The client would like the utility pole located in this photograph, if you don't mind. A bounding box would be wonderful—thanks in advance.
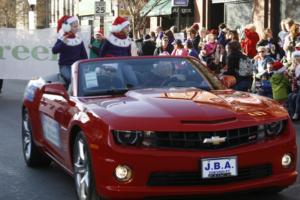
[28,0,37,30]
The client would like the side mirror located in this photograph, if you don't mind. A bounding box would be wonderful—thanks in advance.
[220,75,236,88]
[42,83,69,100]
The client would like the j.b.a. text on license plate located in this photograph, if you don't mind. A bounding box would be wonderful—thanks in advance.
[201,156,237,179]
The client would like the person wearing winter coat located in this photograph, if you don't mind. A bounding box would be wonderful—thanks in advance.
[253,46,274,78]
[88,28,104,58]
[99,16,132,57]
[217,23,228,47]
[288,51,300,120]
[188,24,200,53]
[241,24,260,58]
[140,34,156,56]
[257,28,277,59]
[184,40,199,59]
[270,61,290,103]
[171,39,188,56]
[283,24,300,62]
[52,15,88,86]
[153,36,174,56]
[224,41,252,91]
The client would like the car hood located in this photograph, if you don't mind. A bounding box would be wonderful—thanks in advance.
[80,88,287,124]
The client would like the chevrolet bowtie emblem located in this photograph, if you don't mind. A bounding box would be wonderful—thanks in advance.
[203,136,226,145]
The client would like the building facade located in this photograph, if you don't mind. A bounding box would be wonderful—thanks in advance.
[194,0,300,38]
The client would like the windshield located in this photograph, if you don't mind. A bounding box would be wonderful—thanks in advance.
[77,57,225,97]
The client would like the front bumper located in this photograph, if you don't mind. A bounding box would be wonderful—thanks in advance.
[92,132,297,199]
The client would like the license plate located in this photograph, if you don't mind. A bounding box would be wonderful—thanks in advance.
[201,156,237,179]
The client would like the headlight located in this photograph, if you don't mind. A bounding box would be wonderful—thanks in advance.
[113,131,143,145]
[265,121,283,136]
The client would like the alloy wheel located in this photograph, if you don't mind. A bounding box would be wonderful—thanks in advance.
[74,139,90,200]
[22,110,32,160]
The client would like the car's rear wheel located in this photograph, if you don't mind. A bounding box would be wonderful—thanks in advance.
[73,132,101,200]
[22,108,51,167]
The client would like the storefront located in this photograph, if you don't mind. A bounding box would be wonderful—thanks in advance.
[196,0,281,38]
[141,0,194,32]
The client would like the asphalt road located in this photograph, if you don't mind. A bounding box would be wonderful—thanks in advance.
[0,79,299,200]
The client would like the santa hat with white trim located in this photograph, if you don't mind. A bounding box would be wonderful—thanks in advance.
[57,15,79,33]
[111,16,130,33]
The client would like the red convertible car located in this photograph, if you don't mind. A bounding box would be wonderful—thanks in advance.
[22,56,297,200]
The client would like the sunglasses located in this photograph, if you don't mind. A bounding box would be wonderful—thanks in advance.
[258,51,265,53]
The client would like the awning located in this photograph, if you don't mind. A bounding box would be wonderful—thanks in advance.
[140,0,172,17]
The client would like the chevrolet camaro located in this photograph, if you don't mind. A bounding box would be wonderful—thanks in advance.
[22,56,297,200]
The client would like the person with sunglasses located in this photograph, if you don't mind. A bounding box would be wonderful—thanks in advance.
[252,46,274,94]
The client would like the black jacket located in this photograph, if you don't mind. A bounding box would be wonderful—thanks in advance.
[141,40,156,56]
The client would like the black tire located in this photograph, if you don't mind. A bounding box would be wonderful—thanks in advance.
[22,108,51,167]
[73,131,102,200]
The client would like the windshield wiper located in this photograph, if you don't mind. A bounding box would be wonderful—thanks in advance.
[84,89,129,96]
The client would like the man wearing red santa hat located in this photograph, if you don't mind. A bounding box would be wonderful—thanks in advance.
[52,15,88,86]
[99,16,131,57]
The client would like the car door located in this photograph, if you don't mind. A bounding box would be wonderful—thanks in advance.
[39,92,74,163]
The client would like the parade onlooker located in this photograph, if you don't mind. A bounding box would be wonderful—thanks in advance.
[224,41,252,91]
[99,16,131,57]
[184,40,199,59]
[241,24,260,58]
[153,36,173,56]
[164,30,175,47]
[198,27,208,51]
[257,28,277,59]
[187,27,199,53]
[203,33,218,57]
[226,30,239,43]
[253,46,274,77]
[140,34,156,56]
[284,18,295,33]
[288,51,300,120]
[278,19,289,58]
[150,31,156,42]
[270,61,290,104]
[171,39,188,56]
[191,23,200,52]
[52,15,88,86]
[217,23,227,47]
[258,61,273,98]
[88,27,104,58]
[155,26,164,48]
[283,24,300,62]
[199,33,218,69]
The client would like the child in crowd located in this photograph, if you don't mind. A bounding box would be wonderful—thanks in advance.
[270,61,290,104]
[257,61,273,98]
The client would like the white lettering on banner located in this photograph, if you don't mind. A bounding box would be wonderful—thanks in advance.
[0,27,91,79]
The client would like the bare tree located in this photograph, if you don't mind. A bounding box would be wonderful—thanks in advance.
[0,0,16,27]
[118,0,166,39]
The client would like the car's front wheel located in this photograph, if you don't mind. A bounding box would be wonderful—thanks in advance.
[73,132,101,200]
[22,108,51,167]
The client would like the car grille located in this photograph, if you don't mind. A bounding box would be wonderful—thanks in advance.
[144,126,258,150]
[147,164,272,186]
